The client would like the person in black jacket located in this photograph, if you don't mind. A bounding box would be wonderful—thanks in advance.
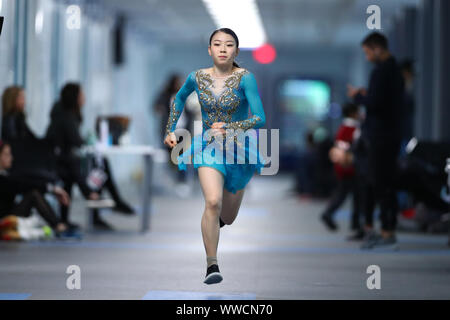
[1,86,36,142]
[0,140,78,238]
[1,86,58,182]
[347,32,404,250]
[45,83,100,229]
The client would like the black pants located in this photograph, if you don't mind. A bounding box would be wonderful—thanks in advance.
[367,138,401,232]
[58,155,93,223]
[322,176,361,230]
[99,158,123,201]
[353,136,376,229]
[10,190,60,229]
[90,157,125,221]
[358,176,376,228]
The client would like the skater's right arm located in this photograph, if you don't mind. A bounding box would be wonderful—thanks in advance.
[164,72,196,148]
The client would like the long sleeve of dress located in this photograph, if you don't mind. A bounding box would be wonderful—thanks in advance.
[165,72,196,135]
[223,72,266,131]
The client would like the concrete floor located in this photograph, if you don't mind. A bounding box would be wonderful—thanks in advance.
[1,172,449,300]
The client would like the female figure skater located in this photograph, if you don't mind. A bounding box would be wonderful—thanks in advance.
[164,28,266,284]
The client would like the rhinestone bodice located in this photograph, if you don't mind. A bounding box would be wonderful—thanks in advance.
[165,68,266,138]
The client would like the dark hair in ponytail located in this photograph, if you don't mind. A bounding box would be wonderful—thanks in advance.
[209,28,240,68]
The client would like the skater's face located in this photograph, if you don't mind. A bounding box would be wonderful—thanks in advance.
[208,32,239,68]
[0,144,13,170]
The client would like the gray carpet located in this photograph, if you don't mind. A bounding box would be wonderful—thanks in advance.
[1,173,449,300]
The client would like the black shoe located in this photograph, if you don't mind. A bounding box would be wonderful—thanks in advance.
[219,218,225,228]
[368,235,399,251]
[346,229,365,241]
[65,222,81,231]
[93,218,114,231]
[56,228,83,240]
[113,202,135,215]
[321,214,338,231]
[360,232,382,249]
[203,264,223,285]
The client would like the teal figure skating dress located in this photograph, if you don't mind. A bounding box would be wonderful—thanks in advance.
[165,68,267,194]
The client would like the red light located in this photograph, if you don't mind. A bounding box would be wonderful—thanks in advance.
[253,44,276,64]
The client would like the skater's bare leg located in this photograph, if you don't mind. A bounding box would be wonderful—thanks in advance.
[198,166,224,262]
[220,188,245,226]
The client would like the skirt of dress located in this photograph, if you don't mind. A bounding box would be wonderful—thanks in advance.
[177,130,267,194]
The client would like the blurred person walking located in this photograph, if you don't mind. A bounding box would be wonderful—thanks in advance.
[321,103,362,233]
[347,32,404,250]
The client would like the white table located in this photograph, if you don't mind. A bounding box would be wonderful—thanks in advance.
[83,145,168,233]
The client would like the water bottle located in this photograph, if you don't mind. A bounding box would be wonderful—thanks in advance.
[100,118,109,147]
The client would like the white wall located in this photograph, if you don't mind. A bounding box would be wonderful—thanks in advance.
[0,0,17,96]
[25,0,56,136]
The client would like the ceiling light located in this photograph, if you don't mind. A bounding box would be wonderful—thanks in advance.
[202,0,267,49]
[35,10,44,35]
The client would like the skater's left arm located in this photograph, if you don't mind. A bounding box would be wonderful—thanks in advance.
[223,72,266,131]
